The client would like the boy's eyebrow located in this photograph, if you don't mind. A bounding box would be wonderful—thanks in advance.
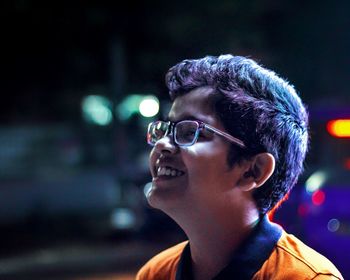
[165,115,202,122]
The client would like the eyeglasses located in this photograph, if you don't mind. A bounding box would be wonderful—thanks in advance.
[147,120,246,148]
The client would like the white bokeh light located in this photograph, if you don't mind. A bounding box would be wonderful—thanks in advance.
[139,96,159,117]
[305,171,327,193]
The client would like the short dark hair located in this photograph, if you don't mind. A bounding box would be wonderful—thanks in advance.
[165,55,309,214]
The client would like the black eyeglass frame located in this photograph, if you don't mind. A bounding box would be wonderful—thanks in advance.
[147,120,246,148]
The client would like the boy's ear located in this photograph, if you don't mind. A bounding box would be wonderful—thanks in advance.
[236,153,275,191]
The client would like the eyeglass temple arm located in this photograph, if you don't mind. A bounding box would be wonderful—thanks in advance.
[204,124,246,149]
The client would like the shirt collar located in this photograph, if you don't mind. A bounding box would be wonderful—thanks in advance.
[176,215,282,280]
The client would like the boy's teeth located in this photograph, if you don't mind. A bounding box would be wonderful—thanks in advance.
[157,166,184,177]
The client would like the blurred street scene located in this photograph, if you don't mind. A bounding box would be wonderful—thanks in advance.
[1,1,350,279]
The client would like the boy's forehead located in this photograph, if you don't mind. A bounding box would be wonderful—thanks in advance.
[167,86,217,122]
[171,87,214,110]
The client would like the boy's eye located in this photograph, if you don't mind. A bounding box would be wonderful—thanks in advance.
[181,129,196,141]
[185,129,196,136]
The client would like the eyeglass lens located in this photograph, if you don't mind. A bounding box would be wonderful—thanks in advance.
[148,121,168,145]
[175,121,199,145]
[148,120,200,146]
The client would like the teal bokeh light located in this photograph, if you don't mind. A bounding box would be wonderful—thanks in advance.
[82,95,113,126]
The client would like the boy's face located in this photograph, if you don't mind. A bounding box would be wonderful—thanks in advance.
[147,87,244,214]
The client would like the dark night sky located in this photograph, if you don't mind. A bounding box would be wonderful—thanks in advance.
[2,1,349,123]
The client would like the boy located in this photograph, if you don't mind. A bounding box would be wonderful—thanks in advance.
[137,55,343,280]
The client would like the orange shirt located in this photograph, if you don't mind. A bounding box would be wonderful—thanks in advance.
[136,242,185,280]
[136,216,343,280]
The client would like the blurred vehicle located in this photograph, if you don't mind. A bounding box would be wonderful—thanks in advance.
[300,166,350,276]
[0,171,144,237]
[274,107,350,278]
[0,124,145,246]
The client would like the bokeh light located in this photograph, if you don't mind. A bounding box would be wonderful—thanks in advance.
[305,171,327,193]
[327,219,340,232]
[139,96,159,117]
[82,95,113,126]
[311,190,326,206]
[327,119,350,138]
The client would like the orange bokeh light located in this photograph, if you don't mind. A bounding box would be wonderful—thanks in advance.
[327,119,350,138]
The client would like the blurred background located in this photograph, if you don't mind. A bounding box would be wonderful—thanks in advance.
[1,1,349,279]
